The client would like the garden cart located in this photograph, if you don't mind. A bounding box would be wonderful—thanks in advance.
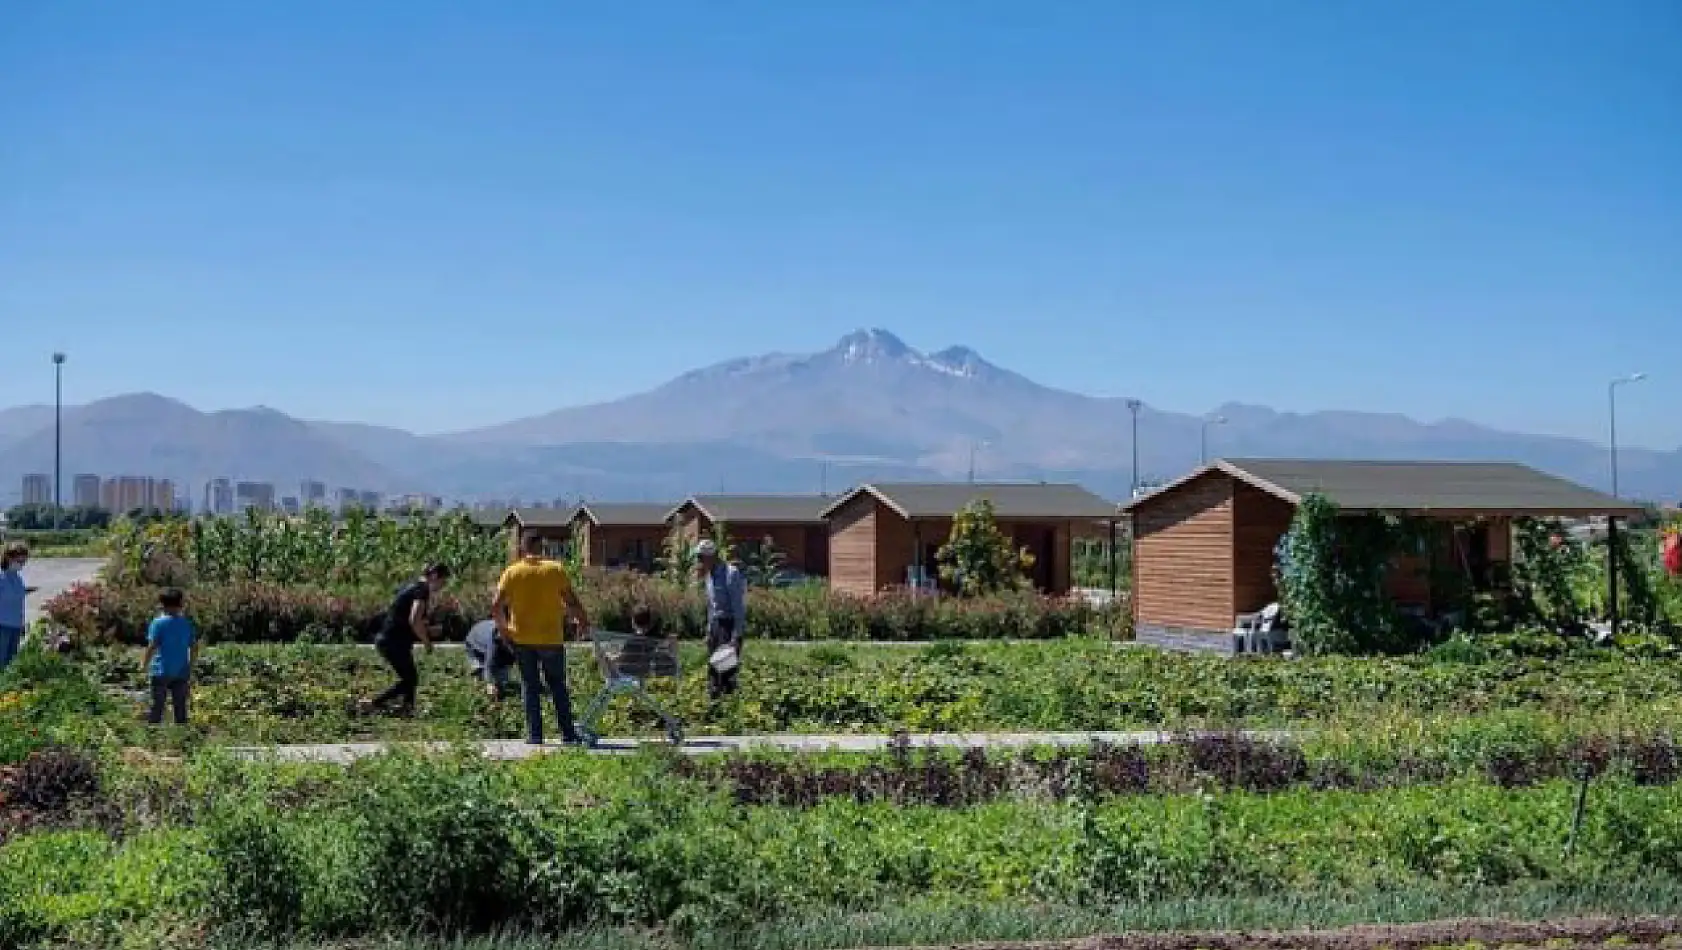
[575,629,685,748]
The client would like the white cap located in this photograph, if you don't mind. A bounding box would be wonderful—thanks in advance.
[693,539,718,557]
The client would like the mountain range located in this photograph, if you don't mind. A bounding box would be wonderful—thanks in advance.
[1,328,1677,506]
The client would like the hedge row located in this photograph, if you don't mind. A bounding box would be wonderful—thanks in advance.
[5,749,1682,943]
[43,569,1122,645]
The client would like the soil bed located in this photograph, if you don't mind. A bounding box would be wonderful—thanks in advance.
[930,916,1682,950]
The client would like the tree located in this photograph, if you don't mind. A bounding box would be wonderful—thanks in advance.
[3,503,111,530]
[657,523,698,587]
[936,499,1033,596]
[659,518,736,587]
[740,534,788,587]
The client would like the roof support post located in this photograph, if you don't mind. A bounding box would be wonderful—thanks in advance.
[1608,516,1621,639]
[1108,519,1118,597]
[913,523,924,598]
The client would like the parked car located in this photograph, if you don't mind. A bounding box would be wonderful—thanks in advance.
[767,568,818,589]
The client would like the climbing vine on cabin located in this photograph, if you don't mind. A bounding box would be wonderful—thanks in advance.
[1510,518,1593,631]
[1274,493,1414,656]
[1610,525,1663,629]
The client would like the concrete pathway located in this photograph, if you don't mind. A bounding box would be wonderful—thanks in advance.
[23,557,103,627]
[354,638,1139,652]
[225,728,1293,763]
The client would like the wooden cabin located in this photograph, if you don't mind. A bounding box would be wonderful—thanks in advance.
[665,494,832,575]
[571,502,673,572]
[1122,458,1645,651]
[502,507,576,561]
[820,482,1119,597]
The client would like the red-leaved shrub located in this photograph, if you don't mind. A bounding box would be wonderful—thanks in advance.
[45,569,1123,645]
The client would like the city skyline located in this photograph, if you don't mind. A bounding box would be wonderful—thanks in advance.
[11,472,396,515]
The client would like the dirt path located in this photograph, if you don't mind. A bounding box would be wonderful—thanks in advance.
[933,916,1682,950]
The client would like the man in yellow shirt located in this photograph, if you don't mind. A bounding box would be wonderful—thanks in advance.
[493,533,592,746]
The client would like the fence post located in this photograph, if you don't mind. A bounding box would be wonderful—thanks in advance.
[1565,762,1593,858]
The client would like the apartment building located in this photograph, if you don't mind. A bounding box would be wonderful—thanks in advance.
[21,474,51,506]
[101,476,155,513]
[234,481,276,512]
[72,474,102,508]
[204,478,234,515]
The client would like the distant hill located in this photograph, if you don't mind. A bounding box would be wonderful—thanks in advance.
[1,330,1677,505]
[0,394,404,503]
[0,405,56,450]
[443,328,1682,503]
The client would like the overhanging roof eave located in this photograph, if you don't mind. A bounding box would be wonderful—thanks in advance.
[1337,505,1648,518]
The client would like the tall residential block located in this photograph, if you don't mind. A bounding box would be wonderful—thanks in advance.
[234,481,276,512]
[150,479,176,513]
[72,474,102,508]
[21,474,52,506]
[101,476,155,514]
[204,478,234,516]
[300,480,327,507]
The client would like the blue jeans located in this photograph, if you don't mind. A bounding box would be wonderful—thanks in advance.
[0,625,22,673]
[516,646,579,744]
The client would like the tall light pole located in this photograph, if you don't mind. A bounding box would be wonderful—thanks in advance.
[1606,372,1646,641]
[1608,373,1646,498]
[1125,399,1142,496]
[52,352,66,527]
[1200,414,1227,465]
[967,439,991,484]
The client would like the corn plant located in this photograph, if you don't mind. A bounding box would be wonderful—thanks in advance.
[106,508,508,590]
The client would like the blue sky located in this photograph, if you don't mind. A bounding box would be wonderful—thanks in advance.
[1,0,1677,446]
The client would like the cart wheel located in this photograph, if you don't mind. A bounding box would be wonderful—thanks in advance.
[579,729,599,749]
[666,724,684,746]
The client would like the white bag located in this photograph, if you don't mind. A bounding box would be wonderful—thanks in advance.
[708,645,739,672]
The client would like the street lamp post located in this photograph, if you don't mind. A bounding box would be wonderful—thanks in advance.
[1608,373,1646,499]
[1606,372,1646,641]
[1125,399,1142,496]
[1200,414,1228,465]
[967,440,991,484]
[52,352,66,527]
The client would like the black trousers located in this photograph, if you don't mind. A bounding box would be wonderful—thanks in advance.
[148,676,189,725]
[373,639,418,707]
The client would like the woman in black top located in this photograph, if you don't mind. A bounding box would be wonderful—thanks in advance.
[360,563,451,715]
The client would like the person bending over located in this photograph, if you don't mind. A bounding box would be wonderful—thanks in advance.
[464,617,516,700]
[361,563,451,716]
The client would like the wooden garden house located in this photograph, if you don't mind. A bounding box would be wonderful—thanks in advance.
[665,494,832,575]
[1122,458,1645,650]
[502,507,577,561]
[570,502,673,572]
[820,482,1120,597]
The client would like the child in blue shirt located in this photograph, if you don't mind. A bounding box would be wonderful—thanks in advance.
[143,588,199,725]
[0,542,36,673]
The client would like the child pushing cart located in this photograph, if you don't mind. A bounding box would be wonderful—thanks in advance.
[575,604,685,748]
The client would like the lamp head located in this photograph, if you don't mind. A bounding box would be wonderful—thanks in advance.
[51,352,65,365]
